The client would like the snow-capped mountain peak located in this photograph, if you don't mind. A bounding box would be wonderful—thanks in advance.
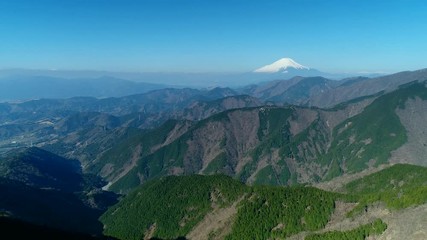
[254,58,309,73]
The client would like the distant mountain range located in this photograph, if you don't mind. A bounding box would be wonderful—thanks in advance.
[0,58,388,101]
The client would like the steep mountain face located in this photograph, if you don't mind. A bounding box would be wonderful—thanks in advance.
[106,96,374,192]
[389,94,427,167]
[318,82,427,179]
[88,120,193,187]
[106,108,266,192]
[103,81,427,193]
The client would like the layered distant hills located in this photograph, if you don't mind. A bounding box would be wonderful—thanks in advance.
[1,67,427,239]
[0,58,385,101]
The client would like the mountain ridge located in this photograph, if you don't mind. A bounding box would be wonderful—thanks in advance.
[95,81,427,193]
[100,164,427,240]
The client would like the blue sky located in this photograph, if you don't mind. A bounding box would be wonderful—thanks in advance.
[1,0,427,73]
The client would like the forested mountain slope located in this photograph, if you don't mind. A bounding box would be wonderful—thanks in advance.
[101,164,427,240]
[103,81,427,194]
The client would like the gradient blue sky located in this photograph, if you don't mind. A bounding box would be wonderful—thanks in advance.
[1,0,426,73]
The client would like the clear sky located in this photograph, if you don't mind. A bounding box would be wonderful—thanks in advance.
[1,0,427,73]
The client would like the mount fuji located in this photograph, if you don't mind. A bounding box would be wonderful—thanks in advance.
[254,58,309,73]
[253,58,323,77]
